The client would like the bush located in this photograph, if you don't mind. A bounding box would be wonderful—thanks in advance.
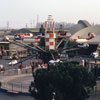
[30,61,96,100]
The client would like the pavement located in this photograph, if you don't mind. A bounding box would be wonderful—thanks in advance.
[88,94,100,100]
[0,89,34,100]
[0,73,33,82]
[0,71,35,100]
[0,72,33,92]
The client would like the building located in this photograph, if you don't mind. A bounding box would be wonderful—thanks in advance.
[69,20,91,35]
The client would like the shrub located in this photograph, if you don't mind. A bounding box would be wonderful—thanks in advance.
[30,61,96,100]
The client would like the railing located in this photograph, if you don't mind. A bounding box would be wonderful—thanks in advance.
[0,67,33,93]
[0,66,32,76]
[1,82,30,93]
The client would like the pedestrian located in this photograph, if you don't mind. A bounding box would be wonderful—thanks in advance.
[0,64,4,71]
[36,52,38,59]
[41,63,45,68]
[18,68,21,75]
[44,63,47,68]
[84,59,88,67]
[0,51,2,59]
[79,57,85,67]
[3,65,5,71]
[0,82,2,88]
[82,59,85,67]
[37,64,41,69]
[31,62,35,72]
[25,65,28,74]
[47,63,50,71]
[19,62,23,70]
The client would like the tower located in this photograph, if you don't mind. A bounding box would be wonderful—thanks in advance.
[45,15,56,50]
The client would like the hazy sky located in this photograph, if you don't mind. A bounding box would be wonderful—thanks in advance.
[0,0,100,28]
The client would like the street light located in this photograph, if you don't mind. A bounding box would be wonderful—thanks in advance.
[52,92,56,100]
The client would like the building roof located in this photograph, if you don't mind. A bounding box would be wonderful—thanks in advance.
[78,20,91,27]
[69,20,91,34]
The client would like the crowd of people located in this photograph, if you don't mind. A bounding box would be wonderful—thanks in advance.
[30,60,48,72]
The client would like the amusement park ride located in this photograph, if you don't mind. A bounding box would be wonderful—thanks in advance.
[4,15,71,64]
[73,32,95,48]
[4,15,97,65]
[74,32,95,44]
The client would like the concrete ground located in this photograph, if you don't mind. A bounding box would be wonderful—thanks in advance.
[0,73,35,100]
[0,73,33,92]
[88,94,100,100]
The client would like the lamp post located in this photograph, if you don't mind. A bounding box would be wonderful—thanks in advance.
[94,59,98,79]
[52,92,56,100]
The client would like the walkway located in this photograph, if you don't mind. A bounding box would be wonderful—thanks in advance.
[0,90,34,100]
[0,67,33,93]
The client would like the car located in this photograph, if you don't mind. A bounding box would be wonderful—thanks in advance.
[77,43,89,48]
[48,59,62,64]
[8,60,18,65]
[14,35,21,40]
[91,52,99,58]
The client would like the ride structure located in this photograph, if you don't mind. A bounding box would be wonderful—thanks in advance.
[45,15,56,50]
[73,32,95,44]
[3,15,82,65]
[39,15,72,63]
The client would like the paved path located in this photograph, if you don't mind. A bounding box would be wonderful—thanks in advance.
[0,73,33,82]
[0,90,34,100]
[88,94,100,100]
[0,73,35,100]
[0,73,33,92]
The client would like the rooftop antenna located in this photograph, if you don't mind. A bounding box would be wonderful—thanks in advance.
[33,19,35,28]
[25,23,28,28]
[37,15,39,28]
[30,20,32,28]
[7,21,9,30]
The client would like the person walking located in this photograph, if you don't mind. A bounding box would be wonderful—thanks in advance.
[0,51,2,59]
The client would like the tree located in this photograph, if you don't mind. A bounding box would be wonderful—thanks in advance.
[39,24,45,35]
[30,61,96,100]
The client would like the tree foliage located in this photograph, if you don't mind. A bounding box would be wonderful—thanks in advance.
[30,62,96,100]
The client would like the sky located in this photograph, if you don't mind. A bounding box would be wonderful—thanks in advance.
[0,0,100,29]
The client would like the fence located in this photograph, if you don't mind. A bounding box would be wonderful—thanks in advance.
[1,82,30,93]
[0,67,33,93]
[0,66,32,76]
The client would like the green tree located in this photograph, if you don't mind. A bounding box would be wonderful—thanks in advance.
[30,62,96,100]
[39,24,45,35]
